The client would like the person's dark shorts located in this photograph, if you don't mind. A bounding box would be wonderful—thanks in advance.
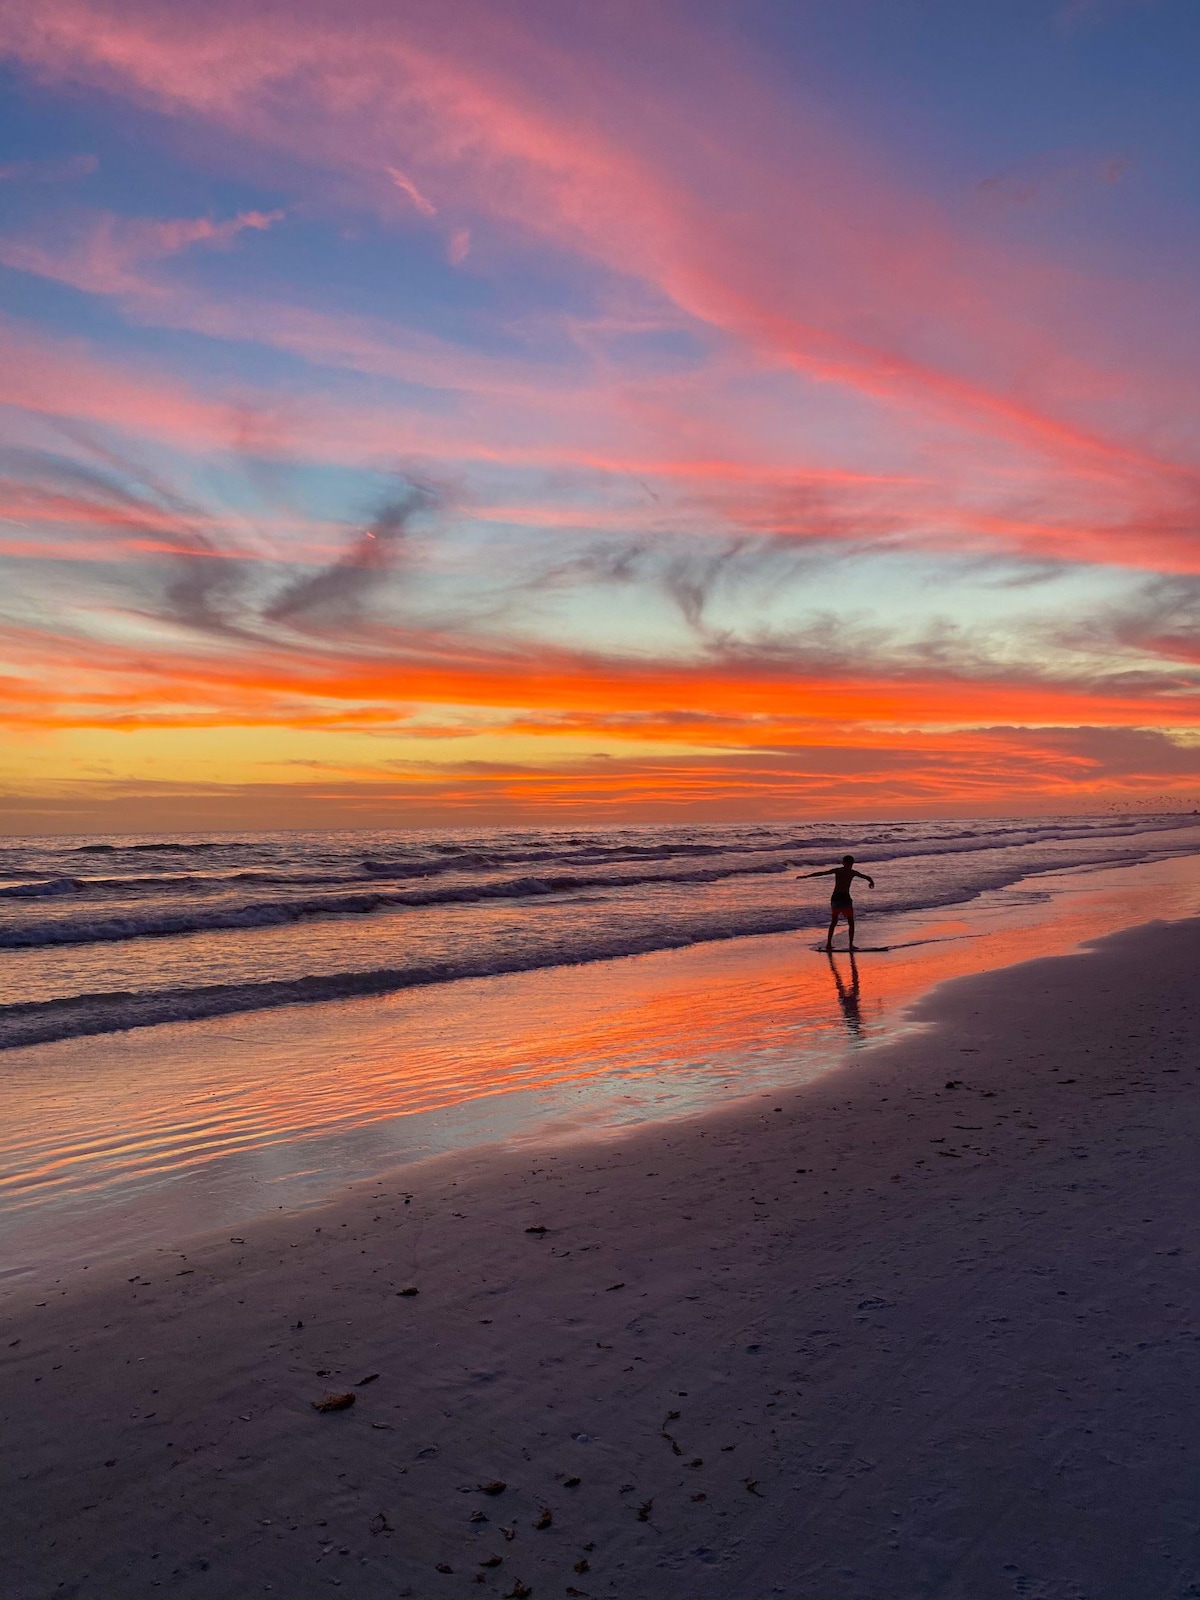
[830,894,853,919]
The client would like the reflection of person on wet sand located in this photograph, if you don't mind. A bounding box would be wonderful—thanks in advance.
[828,951,863,1039]
[797,854,875,951]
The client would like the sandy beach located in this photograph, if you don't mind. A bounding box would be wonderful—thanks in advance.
[4,913,1200,1600]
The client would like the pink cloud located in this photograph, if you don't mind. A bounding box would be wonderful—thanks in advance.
[1,1,1189,490]
[7,309,1200,586]
[0,206,283,296]
[387,166,436,215]
[2,0,1198,588]
[0,316,238,449]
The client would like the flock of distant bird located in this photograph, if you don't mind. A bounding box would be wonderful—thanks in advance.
[1093,799,1200,815]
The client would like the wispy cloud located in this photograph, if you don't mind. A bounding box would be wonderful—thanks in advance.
[0,151,97,182]
[1054,0,1161,35]
[266,479,439,631]
[387,166,437,215]
[976,154,1132,209]
[0,206,283,297]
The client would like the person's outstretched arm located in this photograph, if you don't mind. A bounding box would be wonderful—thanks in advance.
[796,868,833,879]
[853,870,875,887]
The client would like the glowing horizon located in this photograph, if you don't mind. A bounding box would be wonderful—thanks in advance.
[2,0,1199,834]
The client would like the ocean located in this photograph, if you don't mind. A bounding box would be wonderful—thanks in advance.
[3,812,1200,1051]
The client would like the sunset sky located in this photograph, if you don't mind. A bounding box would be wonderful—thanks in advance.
[1,0,1199,832]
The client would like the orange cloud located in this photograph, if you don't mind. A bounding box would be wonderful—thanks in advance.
[5,721,1198,833]
[3,612,1198,737]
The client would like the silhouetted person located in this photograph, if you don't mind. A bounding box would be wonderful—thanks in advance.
[828,950,863,1039]
[797,854,875,951]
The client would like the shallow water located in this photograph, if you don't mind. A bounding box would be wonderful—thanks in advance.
[2,846,1198,1286]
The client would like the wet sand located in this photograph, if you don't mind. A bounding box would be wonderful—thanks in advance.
[4,914,1200,1599]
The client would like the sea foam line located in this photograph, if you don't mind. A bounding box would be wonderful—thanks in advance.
[1,819,1182,947]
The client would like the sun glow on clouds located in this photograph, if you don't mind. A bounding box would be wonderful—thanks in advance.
[0,0,1199,829]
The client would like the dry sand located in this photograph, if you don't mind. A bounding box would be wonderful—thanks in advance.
[4,916,1200,1600]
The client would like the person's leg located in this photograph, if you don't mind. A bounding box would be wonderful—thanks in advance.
[847,908,856,951]
[825,907,837,951]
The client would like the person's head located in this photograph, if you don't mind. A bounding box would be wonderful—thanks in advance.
[842,854,854,866]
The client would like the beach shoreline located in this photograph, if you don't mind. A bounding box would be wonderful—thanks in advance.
[5,912,1200,1598]
[7,847,1200,1288]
